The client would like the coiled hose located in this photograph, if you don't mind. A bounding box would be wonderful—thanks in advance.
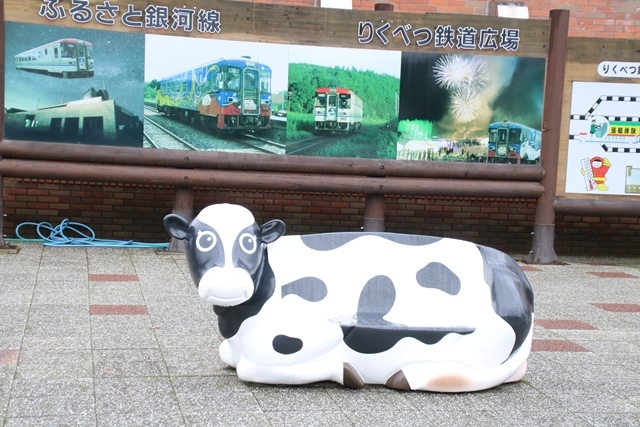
[13,219,169,249]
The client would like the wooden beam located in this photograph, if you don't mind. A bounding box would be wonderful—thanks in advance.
[0,159,545,198]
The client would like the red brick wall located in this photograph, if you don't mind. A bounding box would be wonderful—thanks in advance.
[2,0,640,256]
[3,179,174,242]
[6,179,640,256]
[2,179,534,253]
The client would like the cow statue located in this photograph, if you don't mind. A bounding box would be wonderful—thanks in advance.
[164,203,534,392]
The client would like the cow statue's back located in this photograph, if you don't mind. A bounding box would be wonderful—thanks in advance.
[164,203,534,392]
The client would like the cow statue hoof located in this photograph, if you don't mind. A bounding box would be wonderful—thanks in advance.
[164,203,534,392]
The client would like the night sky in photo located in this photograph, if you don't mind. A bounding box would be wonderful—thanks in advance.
[4,21,145,118]
[399,52,450,122]
[399,51,545,134]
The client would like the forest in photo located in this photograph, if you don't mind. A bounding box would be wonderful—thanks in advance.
[285,63,401,159]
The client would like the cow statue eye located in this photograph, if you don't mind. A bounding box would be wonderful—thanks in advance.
[239,233,257,254]
[196,230,217,252]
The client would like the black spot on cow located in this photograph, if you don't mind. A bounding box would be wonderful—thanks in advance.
[282,277,328,302]
[356,275,396,318]
[300,233,363,251]
[339,275,474,354]
[300,232,442,251]
[476,245,534,359]
[416,262,461,295]
[273,335,304,355]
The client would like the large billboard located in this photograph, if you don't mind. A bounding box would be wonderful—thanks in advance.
[3,0,545,164]
[565,81,640,196]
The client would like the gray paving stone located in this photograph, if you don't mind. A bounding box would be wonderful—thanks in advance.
[182,411,269,427]
[5,380,95,423]
[93,348,168,377]
[90,316,158,349]
[95,411,185,427]
[14,350,93,380]
[346,409,436,427]
[94,377,181,415]
[4,415,97,427]
[89,282,145,305]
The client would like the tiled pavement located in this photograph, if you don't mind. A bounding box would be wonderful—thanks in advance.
[0,243,639,426]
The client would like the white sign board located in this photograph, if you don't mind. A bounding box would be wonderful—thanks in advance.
[565,82,640,196]
[598,62,640,79]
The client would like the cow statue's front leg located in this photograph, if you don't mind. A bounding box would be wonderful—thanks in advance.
[220,337,361,387]
[219,303,360,387]
[218,339,240,368]
[234,355,347,386]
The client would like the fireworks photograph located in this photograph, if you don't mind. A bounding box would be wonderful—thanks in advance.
[397,52,545,164]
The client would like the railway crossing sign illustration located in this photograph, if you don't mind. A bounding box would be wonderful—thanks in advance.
[565,82,640,196]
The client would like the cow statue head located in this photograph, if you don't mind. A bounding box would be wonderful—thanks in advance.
[163,204,286,306]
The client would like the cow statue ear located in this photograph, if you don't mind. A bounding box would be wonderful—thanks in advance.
[261,219,286,244]
[163,214,190,240]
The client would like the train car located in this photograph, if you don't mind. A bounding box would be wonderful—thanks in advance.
[155,56,272,131]
[14,38,94,78]
[314,88,363,132]
[596,119,640,144]
[487,121,541,164]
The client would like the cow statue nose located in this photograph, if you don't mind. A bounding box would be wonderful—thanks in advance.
[198,266,255,306]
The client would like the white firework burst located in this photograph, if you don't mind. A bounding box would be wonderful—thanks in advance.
[451,88,483,123]
[433,55,466,90]
[464,57,489,92]
[433,55,488,92]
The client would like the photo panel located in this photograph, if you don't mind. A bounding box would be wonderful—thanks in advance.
[144,35,290,154]
[565,81,640,196]
[5,21,145,147]
[398,52,545,164]
[285,45,402,159]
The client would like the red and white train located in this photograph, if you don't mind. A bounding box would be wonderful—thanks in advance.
[314,87,363,132]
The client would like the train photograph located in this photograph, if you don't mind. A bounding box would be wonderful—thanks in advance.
[144,35,289,154]
[487,120,542,164]
[285,45,401,159]
[14,38,94,79]
[397,53,545,164]
[313,87,363,133]
[4,22,145,147]
[153,56,273,132]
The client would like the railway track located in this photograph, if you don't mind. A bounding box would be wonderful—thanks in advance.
[144,107,285,154]
[286,134,340,155]
[143,117,198,150]
[231,133,286,155]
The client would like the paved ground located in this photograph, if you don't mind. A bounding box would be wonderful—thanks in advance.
[0,243,639,426]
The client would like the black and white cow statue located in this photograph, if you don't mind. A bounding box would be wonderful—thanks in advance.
[164,203,534,392]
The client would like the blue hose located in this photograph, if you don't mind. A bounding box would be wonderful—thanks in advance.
[13,219,169,249]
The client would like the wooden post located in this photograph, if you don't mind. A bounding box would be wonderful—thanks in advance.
[361,4,394,233]
[363,194,385,232]
[167,186,194,252]
[0,174,6,249]
[526,9,569,264]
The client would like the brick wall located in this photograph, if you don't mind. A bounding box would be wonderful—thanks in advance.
[2,179,536,253]
[3,0,640,256]
[6,179,640,256]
